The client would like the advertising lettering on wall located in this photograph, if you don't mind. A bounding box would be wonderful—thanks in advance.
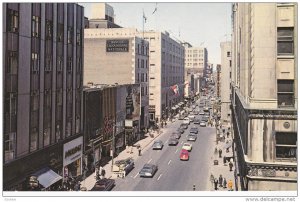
[106,39,129,52]
[126,85,140,121]
[63,136,83,166]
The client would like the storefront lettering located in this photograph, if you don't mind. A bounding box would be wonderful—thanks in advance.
[65,144,82,159]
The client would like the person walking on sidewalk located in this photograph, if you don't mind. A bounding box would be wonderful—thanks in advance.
[210,174,215,189]
[219,149,223,158]
[228,179,233,191]
[219,175,223,187]
[214,178,218,191]
[138,146,142,156]
[223,178,227,189]
[229,161,233,172]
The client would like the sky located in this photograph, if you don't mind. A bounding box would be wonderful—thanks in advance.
[79,2,232,66]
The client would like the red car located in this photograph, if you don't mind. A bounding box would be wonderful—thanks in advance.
[180,149,189,161]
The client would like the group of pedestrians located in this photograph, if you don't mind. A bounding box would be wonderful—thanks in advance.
[94,166,106,181]
[211,174,233,191]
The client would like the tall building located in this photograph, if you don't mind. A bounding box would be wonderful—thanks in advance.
[231,3,297,191]
[142,31,185,123]
[84,28,149,131]
[184,45,208,76]
[87,3,121,28]
[3,3,84,190]
[220,41,232,123]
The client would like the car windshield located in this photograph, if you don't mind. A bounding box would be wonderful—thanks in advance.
[183,143,191,146]
[181,150,188,154]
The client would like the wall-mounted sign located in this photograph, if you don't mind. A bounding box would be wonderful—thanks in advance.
[63,136,83,166]
[106,39,129,52]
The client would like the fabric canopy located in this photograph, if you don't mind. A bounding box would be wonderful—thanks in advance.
[34,167,62,188]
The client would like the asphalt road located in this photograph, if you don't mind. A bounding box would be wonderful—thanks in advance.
[112,100,216,191]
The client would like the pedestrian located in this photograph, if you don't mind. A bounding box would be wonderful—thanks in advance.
[101,168,106,178]
[223,178,227,189]
[210,174,215,189]
[229,161,233,171]
[95,166,100,180]
[227,131,230,138]
[228,179,233,191]
[214,178,218,191]
[218,149,222,158]
[214,147,218,155]
[219,174,223,187]
[138,146,142,156]
[99,166,103,179]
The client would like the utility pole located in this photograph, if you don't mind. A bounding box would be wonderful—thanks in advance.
[111,124,116,171]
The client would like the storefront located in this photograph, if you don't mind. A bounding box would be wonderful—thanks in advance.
[63,136,83,181]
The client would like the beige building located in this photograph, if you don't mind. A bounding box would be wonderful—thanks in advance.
[142,31,185,123]
[84,28,149,130]
[220,42,232,123]
[183,43,208,74]
[231,3,297,191]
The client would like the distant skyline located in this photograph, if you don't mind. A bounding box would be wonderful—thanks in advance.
[80,2,232,65]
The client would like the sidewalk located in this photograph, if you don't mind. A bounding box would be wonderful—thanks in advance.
[80,125,168,191]
[207,126,236,192]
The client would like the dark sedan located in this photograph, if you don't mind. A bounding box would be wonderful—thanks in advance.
[190,127,199,134]
[180,123,188,129]
[168,138,179,146]
[91,179,115,191]
[139,164,158,178]
[152,140,164,150]
[176,128,185,134]
[171,132,181,139]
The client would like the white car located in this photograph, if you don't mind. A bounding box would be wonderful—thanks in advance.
[183,117,190,125]
[182,142,192,151]
[200,121,206,127]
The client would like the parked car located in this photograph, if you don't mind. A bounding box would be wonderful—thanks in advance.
[200,121,206,127]
[188,115,195,122]
[91,179,115,191]
[180,123,188,130]
[176,128,185,134]
[113,158,134,176]
[201,116,209,122]
[199,111,205,115]
[139,164,158,177]
[168,138,179,146]
[152,140,164,150]
[194,119,200,124]
[182,142,193,151]
[187,134,197,141]
[190,127,198,134]
[180,149,189,161]
[171,132,181,139]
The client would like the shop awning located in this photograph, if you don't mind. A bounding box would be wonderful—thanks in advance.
[33,167,62,188]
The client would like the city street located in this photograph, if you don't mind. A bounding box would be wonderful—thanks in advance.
[112,100,216,191]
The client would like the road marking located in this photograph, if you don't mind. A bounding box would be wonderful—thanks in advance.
[147,159,152,163]
[168,160,172,165]
[181,141,184,145]
[175,148,178,153]
[157,174,162,181]
[133,172,139,179]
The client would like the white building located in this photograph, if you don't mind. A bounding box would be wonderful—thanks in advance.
[141,31,185,123]
[220,41,232,123]
[84,28,149,130]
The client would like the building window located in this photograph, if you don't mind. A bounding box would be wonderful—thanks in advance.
[137,73,139,82]
[45,55,52,72]
[56,124,61,142]
[137,59,140,68]
[31,53,40,73]
[277,27,294,55]
[44,128,50,147]
[145,86,148,96]
[67,27,73,44]
[76,29,81,46]
[275,132,297,159]
[7,9,19,33]
[57,23,64,42]
[30,128,38,151]
[277,80,294,107]
[145,60,148,69]
[4,132,16,162]
[145,73,148,82]
[32,16,40,37]
[6,51,18,74]
[57,56,63,72]
[45,20,53,40]
[67,57,73,73]
[141,86,144,96]
[141,59,144,68]
[137,44,140,54]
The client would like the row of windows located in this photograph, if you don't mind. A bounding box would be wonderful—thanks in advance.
[137,59,148,69]
[136,73,148,83]
[137,44,148,56]
[7,8,82,46]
